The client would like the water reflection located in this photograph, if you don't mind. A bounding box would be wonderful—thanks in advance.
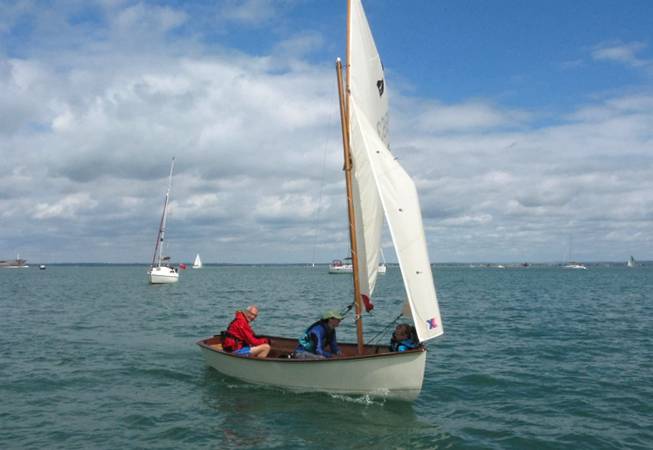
[199,367,453,449]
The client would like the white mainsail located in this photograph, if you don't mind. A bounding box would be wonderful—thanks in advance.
[348,0,442,343]
[348,0,387,298]
[193,253,203,269]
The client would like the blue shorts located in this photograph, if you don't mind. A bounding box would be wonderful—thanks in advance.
[232,346,251,356]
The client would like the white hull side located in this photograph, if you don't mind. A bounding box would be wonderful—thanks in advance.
[199,340,426,400]
[148,266,179,284]
[328,264,353,274]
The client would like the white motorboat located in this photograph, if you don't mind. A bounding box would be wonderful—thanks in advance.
[328,257,353,274]
[199,0,443,400]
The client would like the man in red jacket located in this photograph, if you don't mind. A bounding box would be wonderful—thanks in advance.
[222,305,271,358]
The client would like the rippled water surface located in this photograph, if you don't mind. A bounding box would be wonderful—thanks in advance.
[1,265,652,449]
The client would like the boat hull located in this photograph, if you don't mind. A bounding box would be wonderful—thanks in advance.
[328,264,353,274]
[0,259,29,269]
[148,266,179,284]
[198,336,426,400]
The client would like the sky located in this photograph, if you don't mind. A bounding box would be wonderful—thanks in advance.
[1,0,652,264]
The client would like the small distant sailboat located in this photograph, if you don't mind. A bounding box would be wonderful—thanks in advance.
[563,236,587,269]
[627,256,636,268]
[377,248,387,274]
[147,158,179,284]
[192,254,203,269]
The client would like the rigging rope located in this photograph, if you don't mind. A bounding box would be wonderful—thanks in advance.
[366,312,403,345]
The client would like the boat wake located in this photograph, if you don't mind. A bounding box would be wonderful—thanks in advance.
[328,392,388,406]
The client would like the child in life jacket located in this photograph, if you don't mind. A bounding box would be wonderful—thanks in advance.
[389,323,419,352]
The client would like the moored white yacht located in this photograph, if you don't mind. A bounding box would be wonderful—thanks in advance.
[148,158,179,284]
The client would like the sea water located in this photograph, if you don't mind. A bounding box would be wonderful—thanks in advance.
[1,264,651,449]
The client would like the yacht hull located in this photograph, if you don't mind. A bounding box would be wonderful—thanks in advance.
[148,266,179,284]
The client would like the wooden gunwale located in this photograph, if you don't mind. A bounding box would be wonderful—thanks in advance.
[197,335,425,363]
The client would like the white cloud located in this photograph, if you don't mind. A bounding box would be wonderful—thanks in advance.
[33,193,98,220]
[113,3,187,33]
[592,41,652,70]
[219,0,280,25]
[0,2,651,263]
[413,100,529,133]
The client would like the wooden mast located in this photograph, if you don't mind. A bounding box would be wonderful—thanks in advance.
[336,0,365,355]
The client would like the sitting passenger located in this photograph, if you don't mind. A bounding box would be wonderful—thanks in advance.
[222,305,271,358]
[390,323,419,352]
[293,310,343,359]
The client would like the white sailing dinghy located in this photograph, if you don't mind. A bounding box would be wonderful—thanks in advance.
[627,256,636,268]
[148,158,179,284]
[192,254,203,269]
[198,0,443,400]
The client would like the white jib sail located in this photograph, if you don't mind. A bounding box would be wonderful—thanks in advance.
[348,0,388,297]
[193,254,202,268]
[349,98,443,343]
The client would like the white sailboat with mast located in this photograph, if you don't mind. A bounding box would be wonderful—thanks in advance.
[192,253,203,269]
[378,248,387,274]
[198,0,443,400]
[148,158,179,284]
[563,236,587,270]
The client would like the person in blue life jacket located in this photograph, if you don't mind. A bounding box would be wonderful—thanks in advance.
[293,310,343,359]
[390,323,419,352]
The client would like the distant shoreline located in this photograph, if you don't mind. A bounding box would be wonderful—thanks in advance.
[5,261,649,267]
